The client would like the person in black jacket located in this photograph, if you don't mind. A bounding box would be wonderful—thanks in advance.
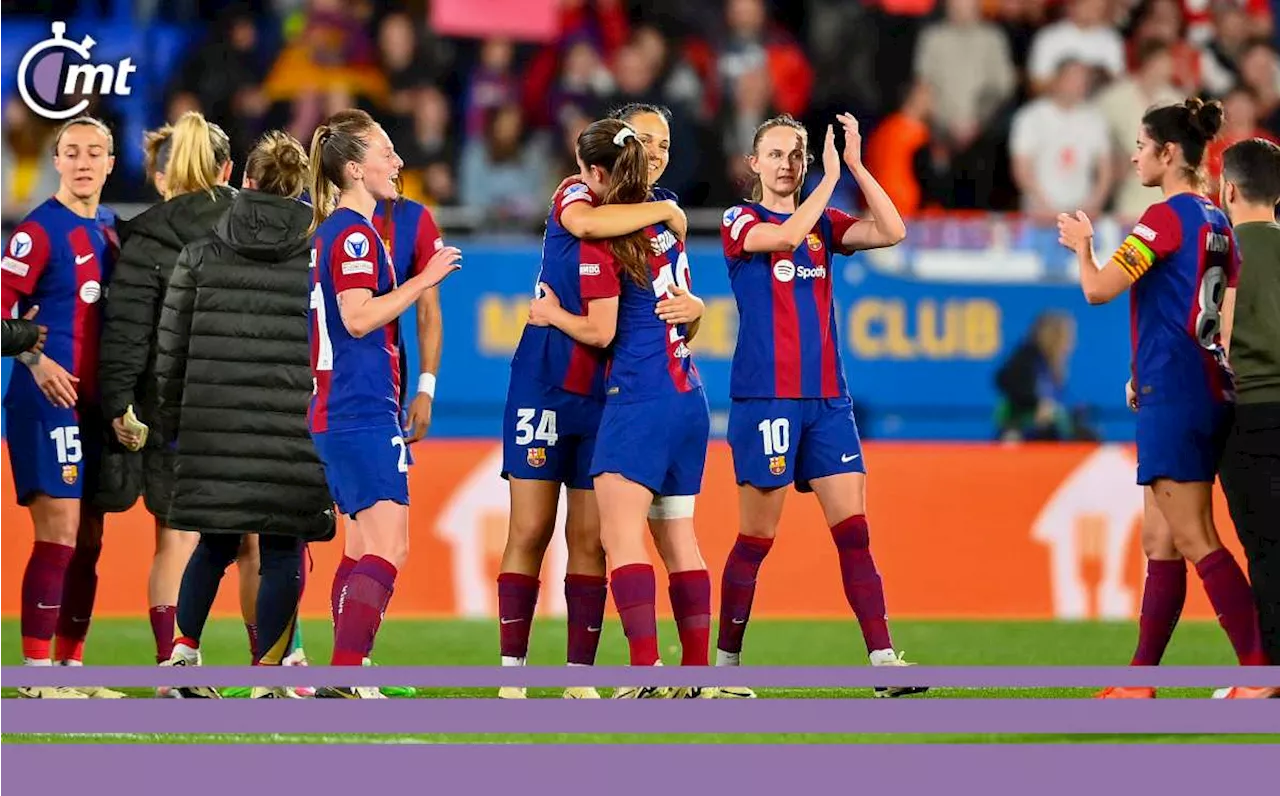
[154,131,334,694]
[993,311,1096,442]
[96,111,257,669]
[2,308,45,357]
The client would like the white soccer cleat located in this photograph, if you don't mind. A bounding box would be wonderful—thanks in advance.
[18,686,89,699]
[281,648,316,697]
[251,686,306,699]
[704,686,756,699]
[870,649,929,698]
[562,686,601,699]
[498,687,528,699]
[160,653,221,699]
[77,686,127,699]
[611,686,671,699]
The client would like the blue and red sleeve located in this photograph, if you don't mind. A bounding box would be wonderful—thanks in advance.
[721,205,762,262]
[824,207,861,256]
[578,240,621,301]
[2,220,53,313]
[1113,202,1181,282]
[409,205,444,277]
[329,225,381,293]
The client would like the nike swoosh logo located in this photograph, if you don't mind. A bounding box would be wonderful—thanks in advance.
[74,254,94,265]
[587,626,602,633]
[499,618,524,625]
[731,618,746,625]
[36,603,61,610]
[841,454,860,463]
[69,617,92,624]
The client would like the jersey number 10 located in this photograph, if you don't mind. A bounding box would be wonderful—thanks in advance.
[651,252,692,347]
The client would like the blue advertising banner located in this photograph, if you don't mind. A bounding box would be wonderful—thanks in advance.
[0,233,1139,442]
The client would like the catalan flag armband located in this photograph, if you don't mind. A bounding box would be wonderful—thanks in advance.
[1111,235,1156,282]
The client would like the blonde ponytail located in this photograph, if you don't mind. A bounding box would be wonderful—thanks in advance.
[164,111,231,200]
[307,109,377,234]
[308,124,336,234]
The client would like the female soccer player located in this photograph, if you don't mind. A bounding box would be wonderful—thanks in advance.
[4,116,122,697]
[1057,98,1268,697]
[99,112,262,669]
[715,114,920,698]
[306,109,460,697]
[528,118,712,691]
[496,114,687,699]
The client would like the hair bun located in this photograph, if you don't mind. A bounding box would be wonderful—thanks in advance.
[1185,97,1225,143]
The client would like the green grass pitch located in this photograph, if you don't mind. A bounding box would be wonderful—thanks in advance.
[3,618,1276,745]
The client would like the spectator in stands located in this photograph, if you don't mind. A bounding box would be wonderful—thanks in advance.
[607,40,700,198]
[1,99,58,220]
[465,39,521,139]
[1238,39,1280,136]
[1027,0,1126,92]
[865,80,937,216]
[175,5,270,159]
[721,64,775,197]
[1200,4,1257,95]
[521,0,631,129]
[1009,59,1113,220]
[1097,40,1184,219]
[632,24,704,116]
[1184,0,1273,46]
[394,86,457,206]
[377,11,435,121]
[458,104,548,222]
[715,0,813,119]
[914,0,1017,209]
[995,312,1093,442]
[1205,86,1280,195]
[546,37,615,130]
[1128,0,1205,95]
[994,0,1052,70]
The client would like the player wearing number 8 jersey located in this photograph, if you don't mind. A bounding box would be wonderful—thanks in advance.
[1057,98,1268,697]
[716,114,924,698]
[305,110,460,692]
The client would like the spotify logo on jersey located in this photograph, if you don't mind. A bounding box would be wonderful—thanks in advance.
[773,259,796,283]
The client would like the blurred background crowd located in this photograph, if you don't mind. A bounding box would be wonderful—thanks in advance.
[4,0,1277,224]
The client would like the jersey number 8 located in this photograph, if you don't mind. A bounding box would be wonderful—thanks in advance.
[515,408,559,446]
[1193,265,1226,350]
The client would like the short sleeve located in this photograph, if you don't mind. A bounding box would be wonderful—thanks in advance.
[1113,203,1181,282]
[578,240,622,300]
[552,180,599,226]
[825,207,861,256]
[330,226,380,293]
[721,205,762,261]
[2,220,53,298]
[410,206,444,277]
[1008,105,1036,157]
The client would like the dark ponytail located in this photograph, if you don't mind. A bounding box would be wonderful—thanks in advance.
[1141,97,1225,188]
[576,118,652,286]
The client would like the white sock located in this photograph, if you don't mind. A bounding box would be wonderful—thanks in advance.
[24,658,53,667]
[501,655,526,667]
[869,649,897,666]
[172,642,199,662]
[567,662,588,667]
[715,649,740,667]
[60,659,83,667]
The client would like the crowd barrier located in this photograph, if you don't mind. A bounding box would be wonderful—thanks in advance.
[1,440,1242,621]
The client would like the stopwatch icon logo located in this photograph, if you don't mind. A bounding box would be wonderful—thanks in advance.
[17,21,136,121]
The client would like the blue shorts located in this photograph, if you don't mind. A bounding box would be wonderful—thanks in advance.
[501,379,604,490]
[311,425,409,517]
[728,397,865,492]
[1135,401,1232,485]
[591,388,710,497]
[5,406,103,505]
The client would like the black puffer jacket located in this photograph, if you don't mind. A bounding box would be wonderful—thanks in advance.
[154,190,335,540]
[95,185,236,514]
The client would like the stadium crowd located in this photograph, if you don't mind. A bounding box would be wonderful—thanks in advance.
[4,0,1279,223]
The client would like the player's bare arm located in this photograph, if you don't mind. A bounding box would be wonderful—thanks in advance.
[528,283,618,348]
[1219,287,1237,356]
[337,247,461,338]
[17,351,78,409]
[405,285,442,442]
[744,126,840,252]
[655,284,705,338]
[561,198,685,241]
[836,113,907,251]
[1057,210,1131,304]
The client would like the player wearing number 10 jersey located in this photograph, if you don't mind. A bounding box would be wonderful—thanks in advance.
[305,110,459,686]
[1058,99,1268,697]
[716,114,925,697]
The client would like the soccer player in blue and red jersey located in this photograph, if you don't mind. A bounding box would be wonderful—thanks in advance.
[496,118,687,698]
[529,119,712,685]
[305,109,460,696]
[3,117,122,697]
[716,114,922,697]
[1057,98,1269,697]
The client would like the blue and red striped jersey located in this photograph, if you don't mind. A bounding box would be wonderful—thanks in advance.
[721,203,858,399]
[308,208,402,433]
[510,180,609,398]
[2,197,118,408]
[372,197,444,285]
[579,223,701,402]
[1112,194,1238,405]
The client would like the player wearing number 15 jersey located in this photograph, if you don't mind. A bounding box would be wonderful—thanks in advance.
[716,114,925,698]
[3,117,120,696]
[1058,99,1267,697]
[305,110,459,686]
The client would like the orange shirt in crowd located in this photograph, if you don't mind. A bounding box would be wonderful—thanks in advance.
[866,112,931,217]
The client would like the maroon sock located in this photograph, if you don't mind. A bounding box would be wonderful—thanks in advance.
[610,563,659,666]
[21,541,74,660]
[831,515,893,653]
[669,569,711,666]
[245,624,259,663]
[150,605,175,663]
[497,572,540,659]
[331,555,397,666]
[565,574,607,666]
[1130,558,1186,666]
[330,555,357,627]
[1196,549,1268,665]
[717,534,773,655]
[54,530,102,662]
